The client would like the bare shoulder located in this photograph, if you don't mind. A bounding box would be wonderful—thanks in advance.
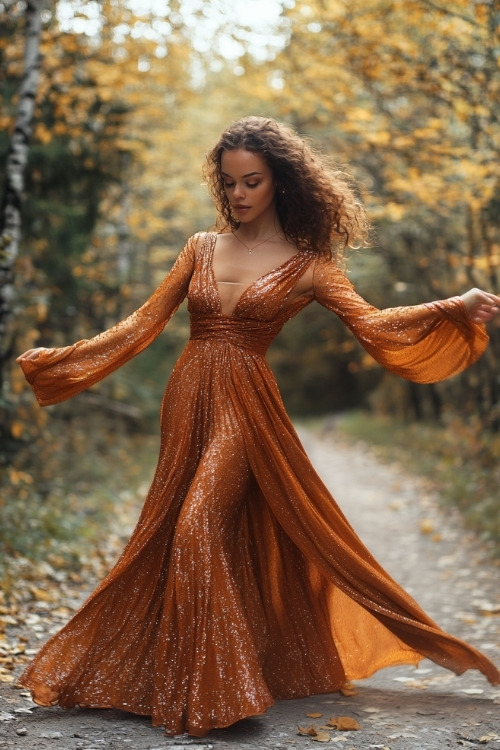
[212,231,233,250]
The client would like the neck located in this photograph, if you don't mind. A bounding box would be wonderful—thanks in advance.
[235,213,282,242]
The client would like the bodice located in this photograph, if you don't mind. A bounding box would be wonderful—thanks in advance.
[188,233,314,354]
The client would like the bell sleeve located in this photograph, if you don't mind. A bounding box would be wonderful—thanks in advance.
[313,256,489,384]
[18,234,198,406]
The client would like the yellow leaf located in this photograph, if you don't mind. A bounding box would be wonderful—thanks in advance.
[420,519,434,534]
[312,730,331,742]
[340,682,358,696]
[306,712,323,718]
[298,724,318,736]
[10,421,24,439]
[30,587,53,603]
[327,716,361,730]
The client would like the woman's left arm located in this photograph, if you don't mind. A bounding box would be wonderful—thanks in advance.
[313,258,496,384]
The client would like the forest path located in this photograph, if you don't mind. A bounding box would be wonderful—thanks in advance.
[1,424,499,750]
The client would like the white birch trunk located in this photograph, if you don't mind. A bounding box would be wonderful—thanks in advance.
[0,0,43,367]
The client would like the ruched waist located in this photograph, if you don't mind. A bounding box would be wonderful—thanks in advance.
[189,314,280,355]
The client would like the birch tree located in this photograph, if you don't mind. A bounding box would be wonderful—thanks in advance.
[0,0,42,386]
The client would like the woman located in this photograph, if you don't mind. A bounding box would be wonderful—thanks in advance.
[17,116,500,737]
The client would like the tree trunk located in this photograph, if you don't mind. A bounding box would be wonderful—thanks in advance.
[0,0,43,385]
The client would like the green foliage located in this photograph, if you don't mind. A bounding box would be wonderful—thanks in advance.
[0,411,158,581]
[3,0,500,573]
[337,410,500,557]
[269,301,381,416]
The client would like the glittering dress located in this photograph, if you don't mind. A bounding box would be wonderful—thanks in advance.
[18,232,500,736]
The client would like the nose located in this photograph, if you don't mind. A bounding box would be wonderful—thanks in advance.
[233,182,246,200]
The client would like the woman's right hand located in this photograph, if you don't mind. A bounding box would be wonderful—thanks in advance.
[16,347,53,363]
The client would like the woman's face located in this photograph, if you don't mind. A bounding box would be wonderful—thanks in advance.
[220,149,276,224]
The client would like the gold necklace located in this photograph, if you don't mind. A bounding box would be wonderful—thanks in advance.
[232,229,279,255]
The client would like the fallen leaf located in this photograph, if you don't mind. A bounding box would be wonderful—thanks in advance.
[327,716,361,730]
[298,724,318,736]
[340,682,358,696]
[473,599,500,616]
[312,730,331,742]
[420,518,434,534]
[306,712,323,718]
[29,587,54,603]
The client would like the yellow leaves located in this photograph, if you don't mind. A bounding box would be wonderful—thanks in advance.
[29,587,54,603]
[86,60,125,88]
[275,0,500,230]
[365,131,391,146]
[419,517,443,543]
[326,716,361,730]
[348,107,374,123]
[114,138,145,153]
[340,681,359,696]
[34,123,52,145]
[475,600,500,616]
[298,713,361,741]
[10,422,25,440]
[420,518,435,535]
[60,34,83,55]
[7,469,33,486]
[478,735,500,744]
[298,724,330,742]
[392,135,415,150]
[383,202,406,222]
[53,121,68,137]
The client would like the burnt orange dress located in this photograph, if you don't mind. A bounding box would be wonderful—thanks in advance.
[18,232,500,736]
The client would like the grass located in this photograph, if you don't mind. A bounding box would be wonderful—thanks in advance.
[1,419,159,589]
[331,410,500,559]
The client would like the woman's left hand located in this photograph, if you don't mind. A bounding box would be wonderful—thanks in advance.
[461,288,500,323]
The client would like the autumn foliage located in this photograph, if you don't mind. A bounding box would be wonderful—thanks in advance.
[1,0,499,570]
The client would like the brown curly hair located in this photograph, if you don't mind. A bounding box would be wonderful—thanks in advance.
[203,116,371,259]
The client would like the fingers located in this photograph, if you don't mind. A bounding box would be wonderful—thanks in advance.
[469,301,500,323]
[461,288,500,323]
[477,290,500,307]
[15,347,51,363]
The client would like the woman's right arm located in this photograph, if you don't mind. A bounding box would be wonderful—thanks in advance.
[17,234,199,406]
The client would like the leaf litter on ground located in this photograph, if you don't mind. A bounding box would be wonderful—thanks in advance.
[0,489,140,690]
[299,712,361,742]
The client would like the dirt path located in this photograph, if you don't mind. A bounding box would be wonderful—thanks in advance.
[1,426,499,750]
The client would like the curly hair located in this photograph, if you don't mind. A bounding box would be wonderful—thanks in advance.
[203,116,371,259]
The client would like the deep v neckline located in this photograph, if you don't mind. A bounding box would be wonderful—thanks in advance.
[207,233,302,318]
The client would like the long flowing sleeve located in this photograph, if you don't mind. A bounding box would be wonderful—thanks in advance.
[19,235,197,406]
[313,256,489,384]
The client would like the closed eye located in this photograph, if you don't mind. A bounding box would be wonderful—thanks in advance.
[223,182,260,189]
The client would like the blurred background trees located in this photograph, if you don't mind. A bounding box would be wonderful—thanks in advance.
[1,0,499,567]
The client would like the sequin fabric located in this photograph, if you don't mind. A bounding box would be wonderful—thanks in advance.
[18,232,499,736]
